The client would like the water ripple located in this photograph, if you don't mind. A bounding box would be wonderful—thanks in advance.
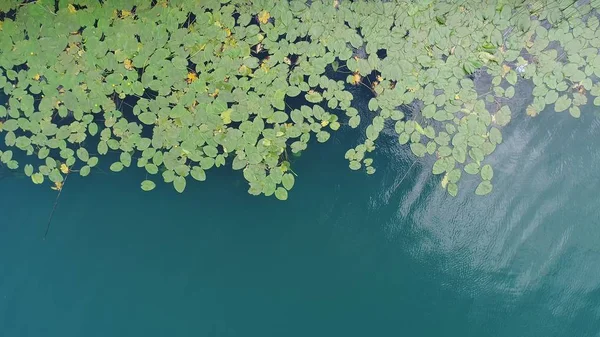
[376,103,600,332]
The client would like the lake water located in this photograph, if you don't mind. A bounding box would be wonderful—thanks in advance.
[2,90,600,336]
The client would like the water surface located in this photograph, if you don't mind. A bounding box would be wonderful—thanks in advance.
[1,100,600,336]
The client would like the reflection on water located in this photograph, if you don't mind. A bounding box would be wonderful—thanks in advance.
[374,100,600,335]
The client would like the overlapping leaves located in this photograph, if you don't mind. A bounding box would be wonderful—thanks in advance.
[0,0,599,199]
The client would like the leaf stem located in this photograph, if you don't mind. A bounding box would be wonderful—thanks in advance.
[43,172,69,240]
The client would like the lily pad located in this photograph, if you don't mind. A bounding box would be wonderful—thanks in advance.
[481,164,494,181]
[464,162,480,175]
[141,180,156,191]
[475,181,493,196]
[173,176,186,193]
[275,187,288,201]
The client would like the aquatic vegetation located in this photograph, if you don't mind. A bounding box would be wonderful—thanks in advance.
[0,0,599,199]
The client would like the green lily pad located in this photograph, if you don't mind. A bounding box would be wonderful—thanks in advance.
[191,167,207,181]
[554,95,572,112]
[110,162,124,172]
[569,106,581,118]
[77,148,90,162]
[481,164,493,181]
[80,166,91,177]
[141,180,156,191]
[475,181,493,196]
[275,187,288,201]
[410,143,427,157]
[464,162,480,174]
[173,176,186,193]
[282,173,295,190]
[31,173,44,185]
[447,183,458,197]
[433,159,446,175]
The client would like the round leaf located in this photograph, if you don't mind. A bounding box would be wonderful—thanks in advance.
[31,173,44,185]
[475,181,493,196]
[282,173,295,190]
[141,180,156,191]
[173,176,186,193]
[275,187,288,201]
[480,164,494,181]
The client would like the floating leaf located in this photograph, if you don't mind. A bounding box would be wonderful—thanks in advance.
[124,59,134,71]
[258,10,271,24]
[31,173,44,185]
[545,90,559,105]
[554,95,572,112]
[173,176,186,193]
[305,91,323,103]
[368,98,379,111]
[141,180,156,192]
[349,115,361,128]
[447,169,462,184]
[317,131,331,143]
[349,161,361,170]
[494,106,511,126]
[282,173,295,190]
[120,152,132,167]
[506,70,518,85]
[275,187,288,201]
[475,181,493,196]
[191,167,207,181]
[98,142,108,155]
[489,128,502,144]
[77,148,89,162]
[432,159,446,175]
[80,166,91,177]
[88,157,99,167]
[410,143,427,157]
[464,162,480,175]
[481,164,493,181]
[23,164,33,177]
[452,146,466,163]
[110,162,124,172]
[569,106,581,118]
[398,132,410,145]
[447,183,458,197]
[505,86,515,98]
[1,0,596,200]
[526,105,539,117]
[1,150,13,163]
[138,112,156,125]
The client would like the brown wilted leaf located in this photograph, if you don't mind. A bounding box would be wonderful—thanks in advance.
[186,72,198,84]
[501,64,511,77]
[124,59,134,70]
[52,181,63,191]
[526,104,539,117]
[258,11,270,24]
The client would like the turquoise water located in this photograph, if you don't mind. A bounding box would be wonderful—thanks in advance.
[2,95,600,336]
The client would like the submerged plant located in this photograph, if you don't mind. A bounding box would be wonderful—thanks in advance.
[0,0,599,199]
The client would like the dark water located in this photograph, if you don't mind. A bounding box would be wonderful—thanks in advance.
[2,95,600,336]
